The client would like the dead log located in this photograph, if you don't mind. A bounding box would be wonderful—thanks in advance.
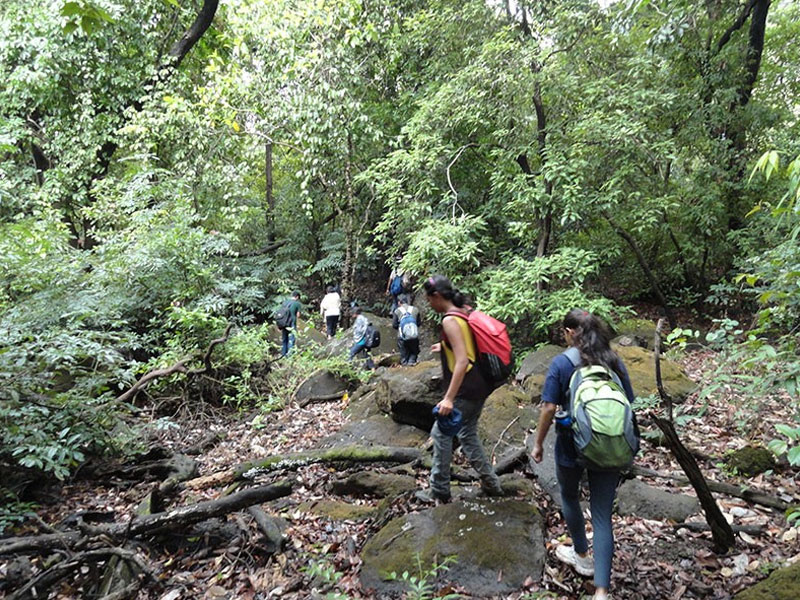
[672,522,765,535]
[631,465,788,511]
[0,480,292,556]
[183,445,423,490]
[653,319,735,552]
[247,506,284,554]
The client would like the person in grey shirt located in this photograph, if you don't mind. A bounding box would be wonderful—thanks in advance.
[392,294,420,365]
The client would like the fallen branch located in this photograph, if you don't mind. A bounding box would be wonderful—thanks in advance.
[653,319,735,553]
[672,522,765,535]
[0,481,293,556]
[631,465,788,511]
[9,547,154,600]
[117,323,232,403]
[490,416,520,463]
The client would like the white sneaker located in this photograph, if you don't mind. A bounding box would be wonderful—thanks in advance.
[555,544,594,577]
[593,594,611,600]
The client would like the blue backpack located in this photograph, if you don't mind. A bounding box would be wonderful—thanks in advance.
[398,308,418,340]
[390,274,404,296]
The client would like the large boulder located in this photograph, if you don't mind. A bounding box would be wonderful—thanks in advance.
[515,344,564,383]
[525,422,562,507]
[734,560,800,600]
[614,344,696,400]
[479,385,537,454]
[373,360,442,431]
[616,479,698,522]
[360,499,545,597]
[294,369,354,402]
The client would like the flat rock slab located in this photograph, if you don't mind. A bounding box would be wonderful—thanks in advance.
[361,499,545,597]
[526,426,561,507]
[616,479,699,522]
[319,414,429,449]
[331,471,417,498]
[734,560,800,600]
[515,344,564,383]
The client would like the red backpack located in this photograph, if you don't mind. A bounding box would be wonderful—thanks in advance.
[445,308,513,386]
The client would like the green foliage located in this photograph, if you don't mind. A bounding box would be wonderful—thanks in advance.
[477,249,631,338]
[768,424,800,467]
[385,554,461,600]
[0,489,37,536]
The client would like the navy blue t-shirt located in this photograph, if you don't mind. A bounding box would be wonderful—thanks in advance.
[542,352,636,468]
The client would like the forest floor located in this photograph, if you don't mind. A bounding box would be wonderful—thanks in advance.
[14,350,800,600]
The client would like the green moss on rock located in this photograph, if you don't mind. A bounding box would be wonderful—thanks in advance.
[734,561,800,600]
[298,500,376,520]
[361,499,545,596]
[725,446,776,477]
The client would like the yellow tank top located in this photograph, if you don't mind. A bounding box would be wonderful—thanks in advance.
[442,314,477,373]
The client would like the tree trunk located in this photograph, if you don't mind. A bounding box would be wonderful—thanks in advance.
[266,141,274,242]
[604,213,677,328]
[653,321,735,552]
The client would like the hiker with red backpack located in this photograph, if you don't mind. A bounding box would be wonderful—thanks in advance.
[531,309,640,600]
[415,275,511,504]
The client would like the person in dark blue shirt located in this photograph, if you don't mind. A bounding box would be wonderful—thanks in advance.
[531,309,636,600]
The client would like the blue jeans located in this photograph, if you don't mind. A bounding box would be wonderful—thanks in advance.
[281,328,295,357]
[430,397,501,497]
[556,463,620,589]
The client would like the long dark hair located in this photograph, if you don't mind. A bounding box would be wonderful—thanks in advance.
[564,309,623,375]
[423,275,468,307]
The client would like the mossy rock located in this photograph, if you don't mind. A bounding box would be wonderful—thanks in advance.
[298,499,376,521]
[614,318,657,348]
[614,344,696,401]
[360,499,545,596]
[479,385,538,450]
[734,561,800,600]
[523,373,546,401]
[515,344,564,383]
[725,446,776,477]
[331,471,417,498]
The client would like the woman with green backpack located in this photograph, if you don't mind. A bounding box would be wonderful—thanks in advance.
[531,309,639,600]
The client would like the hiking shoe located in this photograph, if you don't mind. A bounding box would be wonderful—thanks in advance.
[414,488,451,504]
[555,545,594,577]
[592,594,611,600]
[478,484,505,498]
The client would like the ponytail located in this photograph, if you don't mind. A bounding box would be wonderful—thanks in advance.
[563,309,623,375]
[423,275,468,307]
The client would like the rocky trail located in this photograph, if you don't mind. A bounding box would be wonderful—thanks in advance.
[2,315,799,600]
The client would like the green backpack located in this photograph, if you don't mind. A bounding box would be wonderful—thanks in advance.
[564,348,639,470]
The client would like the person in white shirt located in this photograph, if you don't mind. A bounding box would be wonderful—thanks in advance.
[320,285,341,339]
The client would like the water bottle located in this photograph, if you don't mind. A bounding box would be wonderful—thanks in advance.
[554,410,572,432]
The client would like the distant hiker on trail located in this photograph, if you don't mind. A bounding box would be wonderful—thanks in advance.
[348,307,375,369]
[386,258,407,313]
[320,285,341,339]
[415,275,503,504]
[392,294,420,366]
[275,291,302,357]
[531,309,639,600]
